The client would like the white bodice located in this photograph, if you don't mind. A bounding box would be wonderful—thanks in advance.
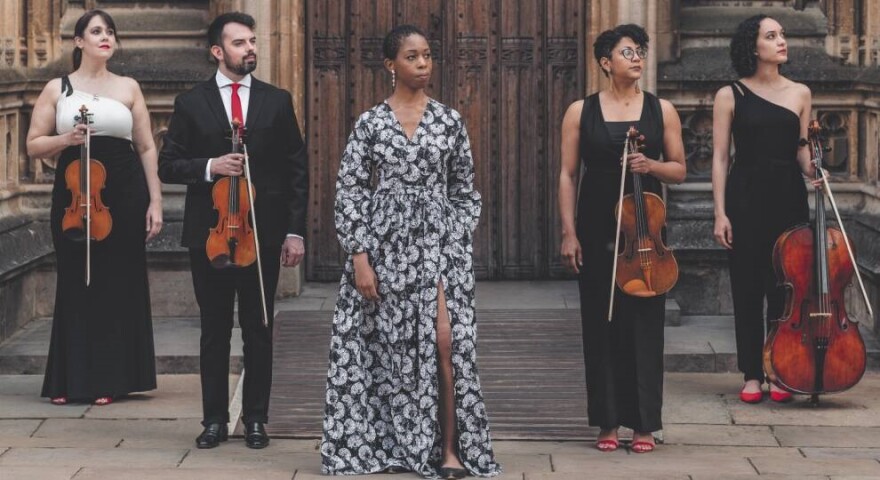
[56,89,133,141]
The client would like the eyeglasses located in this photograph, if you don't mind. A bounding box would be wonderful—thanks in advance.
[620,47,648,60]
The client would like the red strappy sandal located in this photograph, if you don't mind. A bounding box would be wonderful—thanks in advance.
[94,396,113,406]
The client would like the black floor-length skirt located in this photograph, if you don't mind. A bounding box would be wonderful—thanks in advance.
[42,136,156,399]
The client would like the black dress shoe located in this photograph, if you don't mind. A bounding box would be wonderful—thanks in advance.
[244,422,270,449]
[438,466,468,479]
[196,423,228,449]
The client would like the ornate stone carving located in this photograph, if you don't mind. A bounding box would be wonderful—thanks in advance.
[681,110,713,178]
[817,111,849,173]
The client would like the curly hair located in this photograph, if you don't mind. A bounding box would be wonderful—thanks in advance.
[383,24,427,60]
[593,24,649,77]
[730,14,770,77]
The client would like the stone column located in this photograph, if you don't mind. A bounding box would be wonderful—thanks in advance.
[586,0,619,93]
[586,0,658,94]
[0,0,23,69]
[26,0,63,68]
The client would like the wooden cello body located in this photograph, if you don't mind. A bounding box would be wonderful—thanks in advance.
[763,121,866,399]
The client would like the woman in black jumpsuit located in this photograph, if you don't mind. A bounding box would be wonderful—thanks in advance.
[712,15,818,404]
[558,24,686,453]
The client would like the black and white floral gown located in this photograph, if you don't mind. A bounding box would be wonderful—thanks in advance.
[322,99,500,478]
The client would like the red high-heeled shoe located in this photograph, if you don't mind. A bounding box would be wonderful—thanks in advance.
[94,396,113,406]
[769,388,793,403]
[739,388,764,404]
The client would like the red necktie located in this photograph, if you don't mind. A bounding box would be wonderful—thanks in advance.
[230,83,243,125]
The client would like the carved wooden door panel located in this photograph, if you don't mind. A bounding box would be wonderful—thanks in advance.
[306,0,585,281]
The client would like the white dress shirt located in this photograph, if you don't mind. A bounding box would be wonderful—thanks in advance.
[205,70,251,181]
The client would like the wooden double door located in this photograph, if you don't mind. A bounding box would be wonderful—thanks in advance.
[306,0,586,281]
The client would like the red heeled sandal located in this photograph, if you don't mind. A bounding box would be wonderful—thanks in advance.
[94,396,113,406]
[595,438,619,452]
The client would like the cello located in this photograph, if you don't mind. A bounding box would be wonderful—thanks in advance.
[763,120,869,402]
[205,119,270,326]
[61,105,112,285]
[608,126,679,320]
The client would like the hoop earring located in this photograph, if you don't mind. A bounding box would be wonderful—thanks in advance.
[391,70,396,90]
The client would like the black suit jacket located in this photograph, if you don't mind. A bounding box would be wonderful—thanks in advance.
[159,77,308,248]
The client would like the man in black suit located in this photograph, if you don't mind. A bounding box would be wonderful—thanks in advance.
[158,12,307,449]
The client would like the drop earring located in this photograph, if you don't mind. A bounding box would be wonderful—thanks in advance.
[391,69,396,90]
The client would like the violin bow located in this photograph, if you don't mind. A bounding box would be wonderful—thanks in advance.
[810,122,874,320]
[82,106,92,286]
[608,128,634,321]
[242,143,270,327]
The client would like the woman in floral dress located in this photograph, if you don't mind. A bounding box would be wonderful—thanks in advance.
[321,25,500,479]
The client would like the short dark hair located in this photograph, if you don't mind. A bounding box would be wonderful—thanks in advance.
[593,24,649,76]
[382,24,427,60]
[208,12,256,48]
[72,9,119,70]
[730,14,771,77]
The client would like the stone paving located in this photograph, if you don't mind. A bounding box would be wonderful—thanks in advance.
[1,282,879,479]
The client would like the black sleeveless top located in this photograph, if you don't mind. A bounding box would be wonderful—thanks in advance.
[725,81,808,240]
[576,91,665,246]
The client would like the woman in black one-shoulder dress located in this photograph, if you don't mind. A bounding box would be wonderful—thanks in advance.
[712,15,820,404]
[558,24,686,453]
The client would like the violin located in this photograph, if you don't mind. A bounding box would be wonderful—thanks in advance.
[607,127,678,320]
[763,120,868,402]
[61,105,112,285]
[206,119,257,269]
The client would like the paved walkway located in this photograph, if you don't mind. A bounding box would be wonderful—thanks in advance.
[1,282,880,479]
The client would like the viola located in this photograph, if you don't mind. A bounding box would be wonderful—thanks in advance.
[206,119,257,269]
[608,126,678,320]
[763,120,867,402]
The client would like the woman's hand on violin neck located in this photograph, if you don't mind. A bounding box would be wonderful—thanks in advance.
[560,232,582,274]
[210,153,245,177]
[65,124,94,147]
[145,200,163,241]
[713,215,733,250]
[626,153,654,175]
[806,161,829,192]
[353,252,380,302]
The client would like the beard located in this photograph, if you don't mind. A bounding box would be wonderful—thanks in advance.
[224,54,257,76]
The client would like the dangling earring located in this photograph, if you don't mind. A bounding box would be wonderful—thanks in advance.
[391,69,396,90]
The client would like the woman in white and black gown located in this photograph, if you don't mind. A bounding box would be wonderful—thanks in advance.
[26,10,163,406]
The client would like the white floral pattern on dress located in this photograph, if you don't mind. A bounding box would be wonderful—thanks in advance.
[321,99,500,478]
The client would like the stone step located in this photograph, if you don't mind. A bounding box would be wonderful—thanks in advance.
[0,317,242,375]
[1,313,877,375]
